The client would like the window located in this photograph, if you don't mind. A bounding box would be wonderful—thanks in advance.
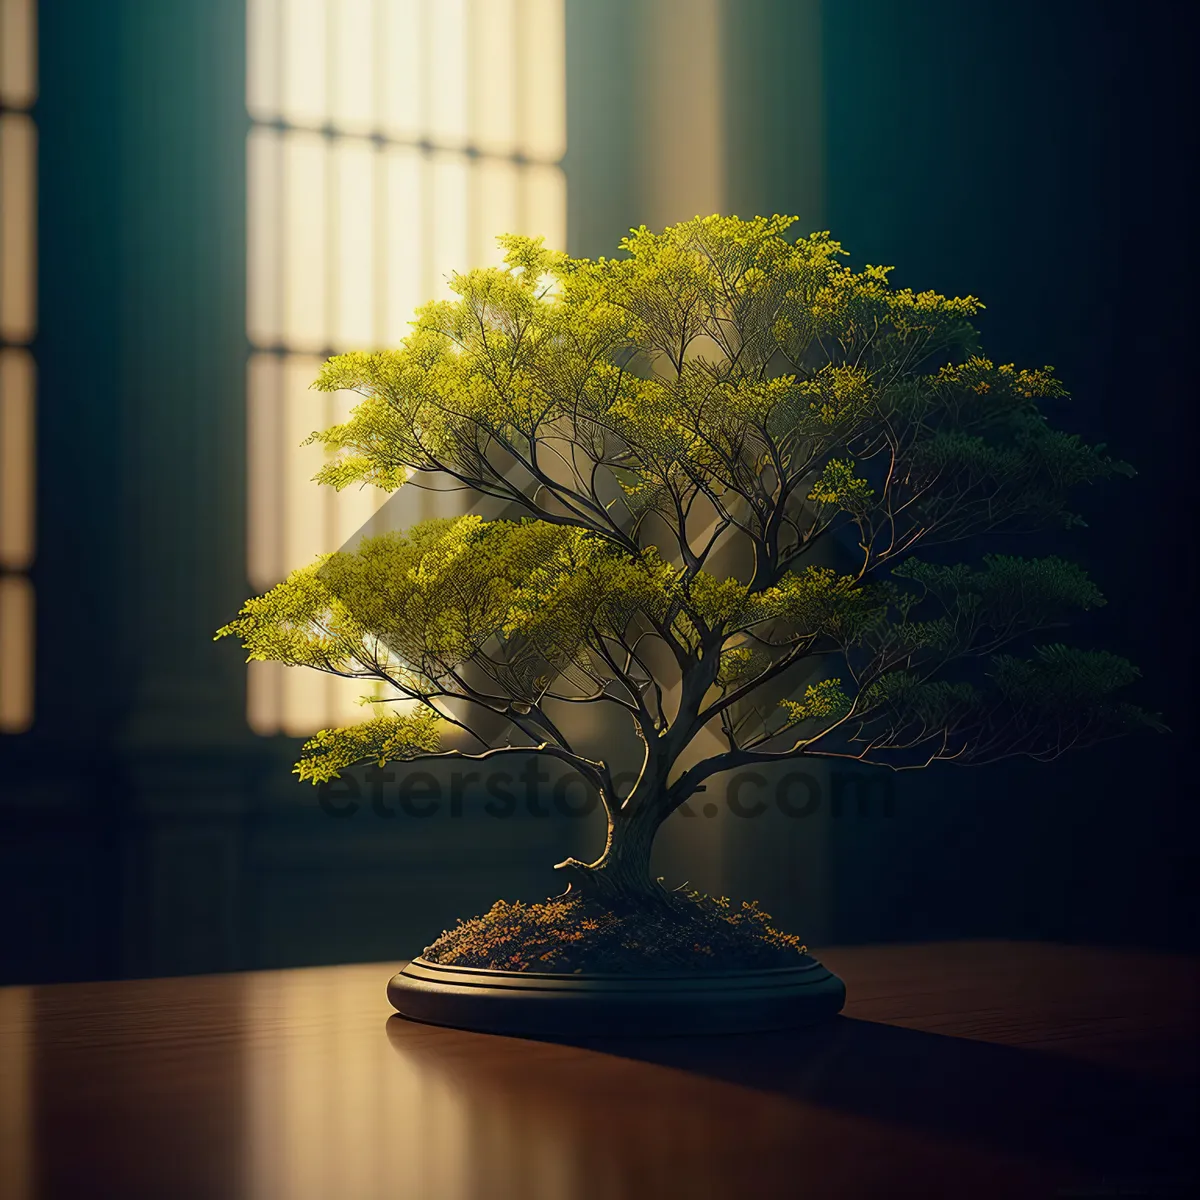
[245,0,566,736]
[0,0,36,734]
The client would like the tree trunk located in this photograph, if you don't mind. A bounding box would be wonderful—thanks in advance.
[553,800,666,907]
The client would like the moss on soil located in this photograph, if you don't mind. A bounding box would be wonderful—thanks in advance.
[422,889,811,974]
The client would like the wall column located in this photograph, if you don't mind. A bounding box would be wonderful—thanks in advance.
[112,0,254,974]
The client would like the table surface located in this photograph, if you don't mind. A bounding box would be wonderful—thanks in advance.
[1,941,1196,1200]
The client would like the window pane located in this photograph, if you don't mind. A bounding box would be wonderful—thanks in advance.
[383,145,424,345]
[426,0,467,148]
[517,0,565,162]
[282,130,329,352]
[246,0,281,122]
[0,572,32,732]
[331,137,377,349]
[329,381,389,551]
[281,0,328,128]
[282,353,330,572]
[329,674,377,730]
[0,0,37,109]
[429,153,468,299]
[473,157,518,268]
[281,655,329,738]
[246,353,284,591]
[330,0,375,133]
[247,125,283,346]
[521,162,566,250]
[0,347,33,570]
[381,0,421,141]
[0,112,35,344]
[469,0,516,156]
[247,658,284,736]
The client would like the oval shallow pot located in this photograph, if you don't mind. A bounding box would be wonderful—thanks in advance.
[387,955,846,1037]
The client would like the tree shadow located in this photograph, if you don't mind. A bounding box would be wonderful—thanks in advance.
[543,1016,1197,1184]
[388,1012,1197,1191]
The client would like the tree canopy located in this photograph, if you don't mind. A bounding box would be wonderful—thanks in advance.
[218,215,1160,887]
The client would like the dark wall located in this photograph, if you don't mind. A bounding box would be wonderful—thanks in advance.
[817,0,1198,948]
[2,0,124,983]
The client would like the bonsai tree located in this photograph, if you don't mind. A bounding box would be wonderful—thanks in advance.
[218,216,1158,936]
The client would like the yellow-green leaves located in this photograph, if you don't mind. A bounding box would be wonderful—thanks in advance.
[504,536,680,666]
[294,707,442,783]
[495,233,566,287]
[749,565,878,642]
[794,365,875,429]
[780,679,852,726]
[214,560,363,672]
[807,459,874,513]
[684,573,753,631]
[217,214,1151,782]
[295,216,985,520]
[323,516,578,677]
[716,644,757,685]
[931,356,1067,401]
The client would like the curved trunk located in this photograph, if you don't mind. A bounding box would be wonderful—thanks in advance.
[554,799,667,906]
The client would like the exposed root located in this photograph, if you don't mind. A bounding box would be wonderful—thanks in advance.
[551,856,670,911]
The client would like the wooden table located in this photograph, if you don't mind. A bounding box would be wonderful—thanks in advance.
[1,942,1196,1199]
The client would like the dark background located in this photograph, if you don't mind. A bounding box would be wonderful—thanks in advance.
[817,0,1197,950]
[1,0,1195,984]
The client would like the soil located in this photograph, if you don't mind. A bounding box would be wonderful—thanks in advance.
[421,889,812,974]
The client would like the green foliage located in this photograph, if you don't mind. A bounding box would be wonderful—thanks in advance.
[218,215,1157,790]
[862,672,983,728]
[807,459,874,514]
[294,708,442,784]
[215,559,365,672]
[990,644,1155,716]
[897,357,1132,533]
[780,679,853,725]
[885,554,1107,650]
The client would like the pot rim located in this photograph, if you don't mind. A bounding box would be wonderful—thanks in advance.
[402,954,827,983]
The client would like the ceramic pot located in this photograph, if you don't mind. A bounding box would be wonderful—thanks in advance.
[388,955,846,1036]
